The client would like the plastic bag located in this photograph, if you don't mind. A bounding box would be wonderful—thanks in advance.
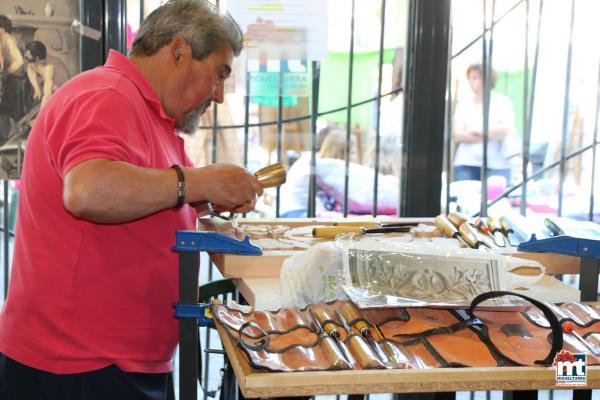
[279,241,347,308]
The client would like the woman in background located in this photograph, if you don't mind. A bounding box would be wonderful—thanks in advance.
[279,129,351,217]
[280,129,398,217]
[452,63,516,182]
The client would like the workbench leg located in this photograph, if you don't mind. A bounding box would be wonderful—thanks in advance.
[573,389,592,400]
[579,258,600,302]
[394,393,455,400]
[178,251,200,400]
[502,390,537,400]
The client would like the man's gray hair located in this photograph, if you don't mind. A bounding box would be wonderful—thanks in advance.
[130,0,243,59]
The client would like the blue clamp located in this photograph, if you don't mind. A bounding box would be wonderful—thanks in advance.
[173,303,215,328]
[172,230,262,255]
[518,234,600,259]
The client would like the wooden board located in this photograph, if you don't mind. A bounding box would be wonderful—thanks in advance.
[216,250,581,279]
[215,321,600,398]
[236,275,580,311]
[210,251,293,279]
[233,277,281,311]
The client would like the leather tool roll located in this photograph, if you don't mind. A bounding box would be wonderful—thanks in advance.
[213,294,600,372]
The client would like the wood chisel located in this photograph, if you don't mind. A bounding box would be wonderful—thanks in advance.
[309,310,352,369]
[447,211,491,249]
[472,218,497,248]
[339,302,389,364]
[312,225,412,239]
[447,212,468,229]
[459,223,491,249]
[499,216,520,246]
[332,221,419,228]
[563,321,600,356]
[372,323,406,367]
[335,310,386,369]
[311,308,355,367]
[434,215,472,248]
[486,216,507,247]
[447,212,492,249]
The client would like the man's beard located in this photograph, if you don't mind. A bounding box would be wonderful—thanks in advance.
[175,102,210,134]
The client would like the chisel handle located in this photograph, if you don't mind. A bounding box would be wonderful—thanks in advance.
[459,223,489,249]
[319,334,352,369]
[498,217,513,234]
[372,324,406,366]
[434,215,459,237]
[340,302,370,335]
[332,221,380,227]
[486,216,500,233]
[313,308,339,337]
[346,334,385,369]
[312,226,362,239]
[448,212,468,229]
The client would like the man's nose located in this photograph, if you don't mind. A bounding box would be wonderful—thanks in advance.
[212,81,225,104]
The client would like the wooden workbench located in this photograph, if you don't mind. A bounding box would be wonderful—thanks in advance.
[216,321,600,398]
[185,218,599,399]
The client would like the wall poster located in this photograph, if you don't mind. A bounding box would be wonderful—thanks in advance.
[0,0,81,178]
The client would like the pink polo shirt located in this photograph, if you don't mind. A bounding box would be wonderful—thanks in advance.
[0,50,196,374]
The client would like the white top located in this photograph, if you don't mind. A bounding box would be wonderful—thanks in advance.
[279,153,400,215]
[279,152,313,215]
[379,94,404,139]
[453,92,515,170]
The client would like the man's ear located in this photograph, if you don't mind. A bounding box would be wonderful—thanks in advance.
[171,36,190,65]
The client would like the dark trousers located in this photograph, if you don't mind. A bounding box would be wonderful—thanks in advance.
[0,352,168,400]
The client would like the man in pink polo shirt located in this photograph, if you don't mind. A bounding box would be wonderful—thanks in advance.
[0,1,263,399]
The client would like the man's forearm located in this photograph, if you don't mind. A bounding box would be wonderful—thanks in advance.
[63,158,263,223]
[63,159,184,223]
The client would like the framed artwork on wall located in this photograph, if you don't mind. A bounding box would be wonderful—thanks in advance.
[0,0,123,179]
